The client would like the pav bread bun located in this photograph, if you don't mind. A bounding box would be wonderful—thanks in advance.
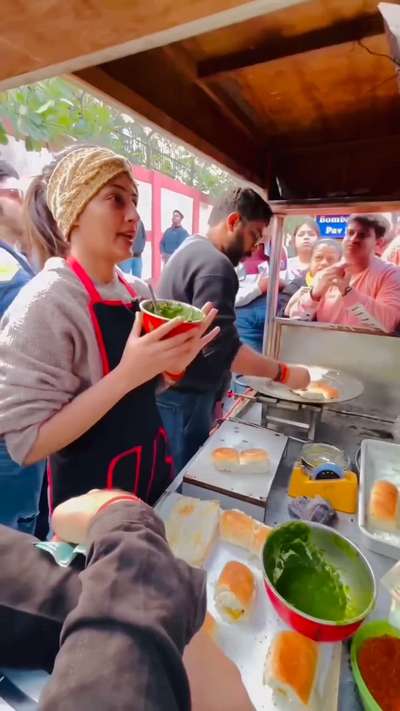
[294,380,339,401]
[252,521,273,556]
[240,448,270,473]
[219,509,272,556]
[369,479,399,532]
[214,561,256,623]
[212,447,240,472]
[264,631,318,707]
[165,497,220,567]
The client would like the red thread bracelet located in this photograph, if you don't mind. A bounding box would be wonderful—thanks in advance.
[280,363,290,385]
[96,494,140,516]
[273,362,290,385]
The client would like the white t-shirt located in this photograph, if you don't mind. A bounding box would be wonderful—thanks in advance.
[235,260,269,307]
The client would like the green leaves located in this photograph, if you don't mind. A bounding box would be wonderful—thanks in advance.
[0,123,8,145]
[0,77,236,196]
[36,99,55,114]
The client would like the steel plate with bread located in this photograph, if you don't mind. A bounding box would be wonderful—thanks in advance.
[359,439,400,559]
[181,420,288,505]
[244,366,364,405]
[156,492,342,710]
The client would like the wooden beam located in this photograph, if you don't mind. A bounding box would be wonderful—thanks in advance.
[96,47,265,168]
[162,45,258,141]
[0,0,304,90]
[197,79,258,140]
[198,12,385,78]
[73,67,265,185]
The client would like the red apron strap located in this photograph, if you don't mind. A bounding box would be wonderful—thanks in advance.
[67,256,103,303]
[117,270,138,299]
[67,257,137,302]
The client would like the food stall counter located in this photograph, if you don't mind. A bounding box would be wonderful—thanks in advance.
[159,395,397,710]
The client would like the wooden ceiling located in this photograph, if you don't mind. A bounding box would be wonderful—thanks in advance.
[76,0,400,197]
[0,0,303,88]
[2,0,400,197]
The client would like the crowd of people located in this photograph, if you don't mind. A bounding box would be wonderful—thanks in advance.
[235,213,400,351]
[1,150,399,533]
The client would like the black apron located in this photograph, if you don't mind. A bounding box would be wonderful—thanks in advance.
[48,257,174,509]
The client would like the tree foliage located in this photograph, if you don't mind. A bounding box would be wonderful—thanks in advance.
[0,78,236,197]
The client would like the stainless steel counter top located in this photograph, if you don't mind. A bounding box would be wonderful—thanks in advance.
[231,399,395,711]
[2,400,395,709]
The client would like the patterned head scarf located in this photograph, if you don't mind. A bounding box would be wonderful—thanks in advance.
[46,145,134,239]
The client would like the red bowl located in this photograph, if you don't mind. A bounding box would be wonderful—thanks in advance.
[262,521,376,643]
[139,299,204,337]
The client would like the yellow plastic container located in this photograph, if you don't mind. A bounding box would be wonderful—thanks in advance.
[288,464,358,514]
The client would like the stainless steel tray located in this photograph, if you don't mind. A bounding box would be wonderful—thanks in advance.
[182,420,288,504]
[359,439,400,559]
[157,492,341,711]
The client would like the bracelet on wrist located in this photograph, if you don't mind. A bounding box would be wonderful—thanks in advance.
[273,362,290,385]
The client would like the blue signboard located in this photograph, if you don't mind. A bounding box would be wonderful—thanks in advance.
[316,215,348,239]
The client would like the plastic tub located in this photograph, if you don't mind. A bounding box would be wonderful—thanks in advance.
[351,620,400,711]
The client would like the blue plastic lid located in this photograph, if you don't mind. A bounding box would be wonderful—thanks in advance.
[311,462,345,480]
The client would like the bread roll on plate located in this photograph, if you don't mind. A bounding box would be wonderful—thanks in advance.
[165,496,220,567]
[369,479,399,532]
[212,447,240,472]
[214,561,256,622]
[294,380,339,401]
[219,509,272,556]
[240,448,270,474]
[264,630,318,708]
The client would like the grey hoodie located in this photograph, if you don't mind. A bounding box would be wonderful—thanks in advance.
[0,258,150,465]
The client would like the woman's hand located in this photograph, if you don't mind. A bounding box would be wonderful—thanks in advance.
[168,302,220,373]
[184,630,254,711]
[311,262,347,301]
[286,365,310,390]
[52,489,140,544]
[116,306,219,393]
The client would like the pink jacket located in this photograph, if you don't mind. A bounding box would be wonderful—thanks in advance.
[285,256,400,334]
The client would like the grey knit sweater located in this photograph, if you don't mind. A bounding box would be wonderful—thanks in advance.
[0,258,150,465]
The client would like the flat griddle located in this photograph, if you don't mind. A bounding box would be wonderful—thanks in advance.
[243,366,364,405]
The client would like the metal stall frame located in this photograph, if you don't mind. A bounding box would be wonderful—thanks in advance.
[263,198,400,359]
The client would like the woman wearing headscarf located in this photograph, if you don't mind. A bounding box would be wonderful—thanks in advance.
[0,145,218,509]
